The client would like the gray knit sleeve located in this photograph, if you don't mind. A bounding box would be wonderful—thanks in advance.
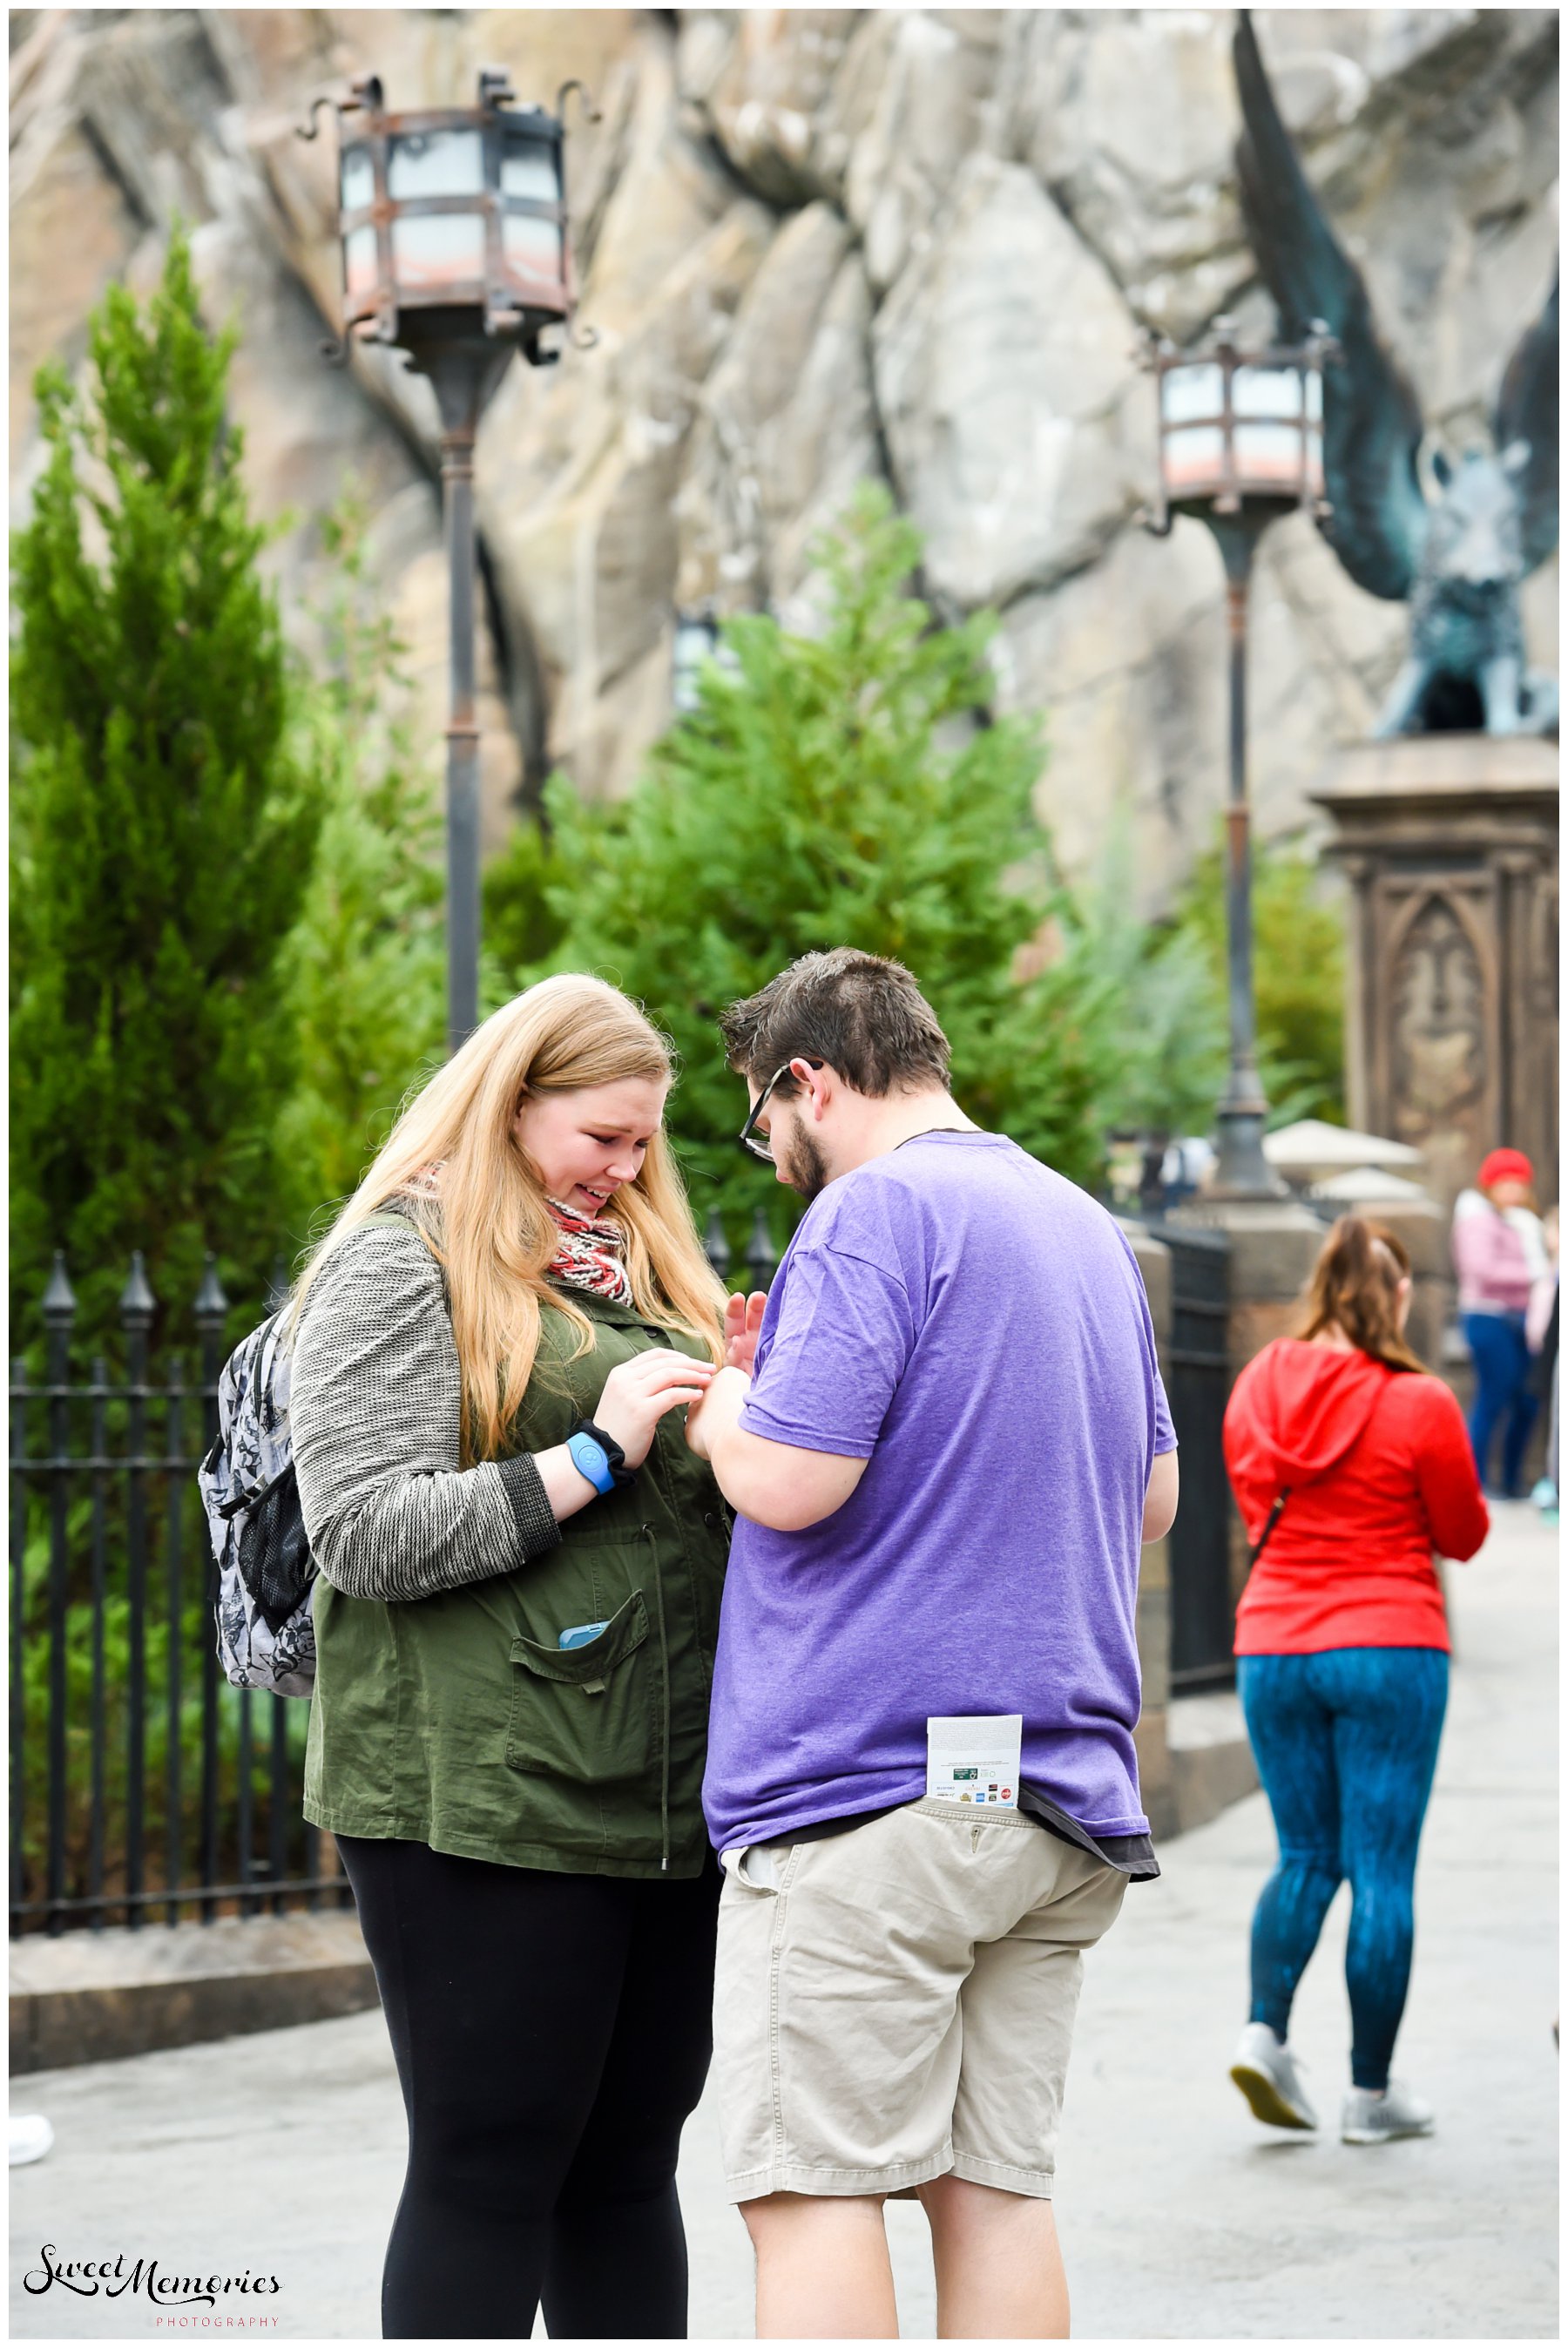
[289,1222,561,1602]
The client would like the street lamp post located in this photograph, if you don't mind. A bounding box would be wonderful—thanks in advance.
[305,70,590,1052]
[1141,315,1336,1198]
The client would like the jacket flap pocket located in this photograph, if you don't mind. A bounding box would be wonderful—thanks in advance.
[510,1590,648,1686]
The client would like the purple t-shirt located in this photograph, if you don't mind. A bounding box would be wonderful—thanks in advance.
[702,1132,1176,1856]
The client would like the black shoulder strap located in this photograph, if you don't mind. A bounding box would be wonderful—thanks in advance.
[1248,1490,1290,1569]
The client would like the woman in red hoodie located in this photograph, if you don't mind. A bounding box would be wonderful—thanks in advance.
[1223,1217,1489,2148]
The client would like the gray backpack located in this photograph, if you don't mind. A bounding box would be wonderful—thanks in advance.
[197,1214,409,1699]
[199,1305,317,1698]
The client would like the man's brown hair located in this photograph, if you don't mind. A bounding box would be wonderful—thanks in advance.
[720,949,951,1100]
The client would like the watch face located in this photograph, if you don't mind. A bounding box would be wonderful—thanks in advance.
[571,1432,612,1489]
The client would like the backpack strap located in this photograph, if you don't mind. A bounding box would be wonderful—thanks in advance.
[1247,1490,1290,1568]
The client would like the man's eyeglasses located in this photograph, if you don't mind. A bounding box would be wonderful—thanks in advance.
[737,1060,823,1163]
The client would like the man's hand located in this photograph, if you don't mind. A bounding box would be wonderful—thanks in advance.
[723,1290,768,1376]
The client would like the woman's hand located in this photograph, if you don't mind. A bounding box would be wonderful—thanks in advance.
[723,1291,768,1376]
[592,1350,715,1469]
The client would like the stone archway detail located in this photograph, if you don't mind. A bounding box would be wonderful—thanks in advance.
[1314,735,1558,1212]
[1384,890,1490,1209]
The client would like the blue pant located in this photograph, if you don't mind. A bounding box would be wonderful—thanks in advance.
[1239,1647,1448,2091]
[1463,1309,1538,1494]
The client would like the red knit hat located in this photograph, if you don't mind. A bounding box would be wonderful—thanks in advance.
[1478,1147,1534,1190]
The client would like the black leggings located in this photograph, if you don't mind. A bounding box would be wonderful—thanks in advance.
[336,1834,721,2340]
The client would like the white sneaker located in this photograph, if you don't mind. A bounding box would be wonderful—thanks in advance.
[9,2115,52,2168]
[1229,2021,1318,2130]
[1341,2081,1435,2144]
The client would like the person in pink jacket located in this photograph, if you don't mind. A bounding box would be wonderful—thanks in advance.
[1451,1148,1551,1495]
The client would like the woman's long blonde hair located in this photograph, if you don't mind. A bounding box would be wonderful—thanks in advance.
[290,975,727,1460]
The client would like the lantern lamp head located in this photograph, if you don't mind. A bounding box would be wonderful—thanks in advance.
[1139,316,1338,536]
[321,67,578,363]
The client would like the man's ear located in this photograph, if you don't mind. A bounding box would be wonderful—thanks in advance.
[792,1058,830,1119]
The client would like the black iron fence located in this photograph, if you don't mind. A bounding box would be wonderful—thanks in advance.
[9,1211,782,1939]
[700,1207,781,1296]
[10,1202,1235,1939]
[9,1251,347,1939]
[1146,1221,1237,1692]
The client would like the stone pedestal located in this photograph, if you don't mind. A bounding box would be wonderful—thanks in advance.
[1170,1195,1328,1372]
[1312,735,1559,1213]
[1120,1217,1265,1837]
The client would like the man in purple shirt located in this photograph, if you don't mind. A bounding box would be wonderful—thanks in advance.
[686,949,1179,2339]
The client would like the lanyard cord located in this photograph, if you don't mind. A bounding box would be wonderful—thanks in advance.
[640,1521,672,1872]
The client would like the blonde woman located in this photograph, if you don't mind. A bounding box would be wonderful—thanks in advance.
[287,976,731,2342]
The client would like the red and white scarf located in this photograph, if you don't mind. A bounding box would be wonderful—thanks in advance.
[400,1164,633,1307]
[544,1198,633,1305]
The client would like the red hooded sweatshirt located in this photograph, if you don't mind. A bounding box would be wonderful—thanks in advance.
[1225,1339,1490,1655]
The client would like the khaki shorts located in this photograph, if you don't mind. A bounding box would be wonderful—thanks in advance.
[713,1796,1126,2203]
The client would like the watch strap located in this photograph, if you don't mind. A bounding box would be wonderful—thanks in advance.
[566,1430,616,1497]
[569,1418,637,1490]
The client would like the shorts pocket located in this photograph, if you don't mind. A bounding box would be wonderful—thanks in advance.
[721,1842,801,1895]
[505,1589,653,1786]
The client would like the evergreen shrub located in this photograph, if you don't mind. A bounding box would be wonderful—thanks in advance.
[490,485,1118,1255]
[10,233,321,1351]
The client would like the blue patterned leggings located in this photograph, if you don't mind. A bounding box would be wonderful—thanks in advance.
[1239,1646,1449,2092]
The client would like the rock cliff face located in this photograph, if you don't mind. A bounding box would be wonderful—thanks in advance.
[10,7,1558,908]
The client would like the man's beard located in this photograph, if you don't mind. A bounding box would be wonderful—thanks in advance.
[775,1114,829,1203]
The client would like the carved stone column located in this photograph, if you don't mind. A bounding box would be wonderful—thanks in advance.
[1312,736,1559,1212]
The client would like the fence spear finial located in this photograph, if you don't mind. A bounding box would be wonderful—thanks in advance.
[747,1208,776,1289]
[118,1251,156,1324]
[193,1253,229,1324]
[41,1251,77,1325]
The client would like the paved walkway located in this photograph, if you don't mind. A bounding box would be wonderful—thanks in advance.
[10,1506,1556,2338]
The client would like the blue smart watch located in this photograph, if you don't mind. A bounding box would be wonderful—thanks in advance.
[565,1419,633,1499]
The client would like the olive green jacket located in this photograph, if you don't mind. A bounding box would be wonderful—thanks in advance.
[302,1277,730,1878]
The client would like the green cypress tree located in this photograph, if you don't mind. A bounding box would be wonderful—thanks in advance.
[10,233,323,1347]
[492,484,1113,1253]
